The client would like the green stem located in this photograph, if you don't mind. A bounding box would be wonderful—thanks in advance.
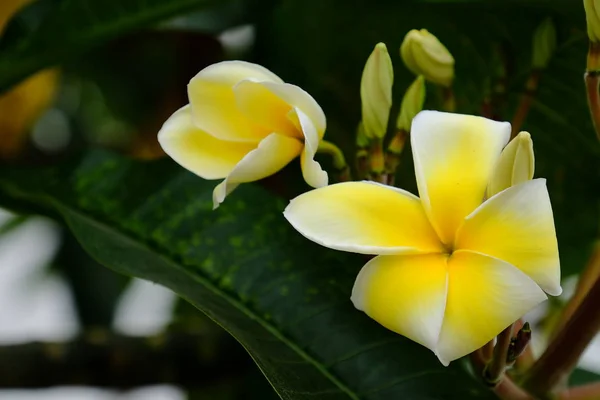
[318,140,347,170]
[484,324,513,384]
[368,138,386,183]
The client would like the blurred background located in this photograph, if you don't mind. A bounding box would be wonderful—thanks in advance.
[1,0,600,398]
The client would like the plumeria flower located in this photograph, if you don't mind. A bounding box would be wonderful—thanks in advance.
[284,111,561,365]
[158,61,328,208]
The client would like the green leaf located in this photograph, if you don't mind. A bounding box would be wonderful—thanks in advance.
[0,150,493,399]
[0,0,243,93]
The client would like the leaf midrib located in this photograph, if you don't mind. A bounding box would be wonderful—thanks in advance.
[0,179,361,400]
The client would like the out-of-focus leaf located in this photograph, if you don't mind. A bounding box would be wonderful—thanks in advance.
[0,150,493,399]
[51,229,130,327]
[0,0,244,93]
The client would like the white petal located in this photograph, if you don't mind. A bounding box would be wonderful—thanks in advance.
[352,254,448,352]
[436,250,547,365]
[157,105,255,179]
[292,107,328,188]
[283,182,445,255]
[212,133,302,208]
[455,179,561,296]
[411,110,510,245]
[188,61,283,142]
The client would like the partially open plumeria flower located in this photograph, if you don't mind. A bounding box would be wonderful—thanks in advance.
[158,61,328,208]
[284,111,561,365]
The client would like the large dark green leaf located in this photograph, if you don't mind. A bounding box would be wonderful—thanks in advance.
[0,0,244,93]
[0,150,492,399]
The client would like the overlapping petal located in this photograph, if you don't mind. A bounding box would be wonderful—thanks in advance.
[351,254,448,352]
[259,82,326,138]
[188,61,283,142]
[436,251,547,365]
[157,106,256,180]
[291,108,328,188]
[455,179,561,295]
[283,182,445,255]
[234,80,301,139]
[213,133,302,208]
[411,111,510,245]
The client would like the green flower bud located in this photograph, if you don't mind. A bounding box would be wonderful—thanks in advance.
[584,0,600,43]
[487,132,535,197]
[532,18,557,69]
[400,29,454,87]
[360,42,394,139]
[396,76,426,132]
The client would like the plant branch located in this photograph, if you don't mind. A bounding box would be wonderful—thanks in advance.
[559,382,600,400]
[511,70,541,139]
[0,330,252,388]
[522,271,600,396]
[484,324,513,384]
[552,241,600,339]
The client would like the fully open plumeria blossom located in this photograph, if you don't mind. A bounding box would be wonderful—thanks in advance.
[284,111,561,365]
[158,61,328,208]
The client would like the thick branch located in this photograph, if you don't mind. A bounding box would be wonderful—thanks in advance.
[0,330,251,388]
[522,273,600,396]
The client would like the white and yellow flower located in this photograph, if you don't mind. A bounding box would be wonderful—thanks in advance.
[284,111,561,365]
[158,61,328,208]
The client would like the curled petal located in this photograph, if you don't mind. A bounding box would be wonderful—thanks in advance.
[436,250,547,365]
[234,80,300,139]
[351,254,448,353]
[290,108,328,188]
[188,61,283,142]
[259,82,326,138]
[456,179,561,296]
[284,181,445,255]
[411,111,510,245]
[213,133,302,208]
[158,105,255,180]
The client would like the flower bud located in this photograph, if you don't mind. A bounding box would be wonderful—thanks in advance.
[396,76,426,132]
[532,18,557,69]
[400,29,454,87]
[584,0,600,43]
[487,131,534,197]
[360,42,393,139]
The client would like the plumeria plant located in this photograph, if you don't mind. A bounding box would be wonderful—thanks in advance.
[4,0,600,399]
[156,5,600,400]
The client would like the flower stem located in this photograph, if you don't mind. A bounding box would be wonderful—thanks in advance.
[470,350,534,400]
[511,70,541,139]
[552,241,600,340]
[318,140,351,182]
[442,87,456,112]
[522,271,600,396]
[384,129,408,186]
[484,324,513,384]
[559,382,600,400]
[368,138,386,183]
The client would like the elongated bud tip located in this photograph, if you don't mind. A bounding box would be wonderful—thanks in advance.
[532,18,557,69]
[396,75,426,131]
[400,29,454,87]
[585,0,600,43]
[487,131,535,197]
[360,42,394,140]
